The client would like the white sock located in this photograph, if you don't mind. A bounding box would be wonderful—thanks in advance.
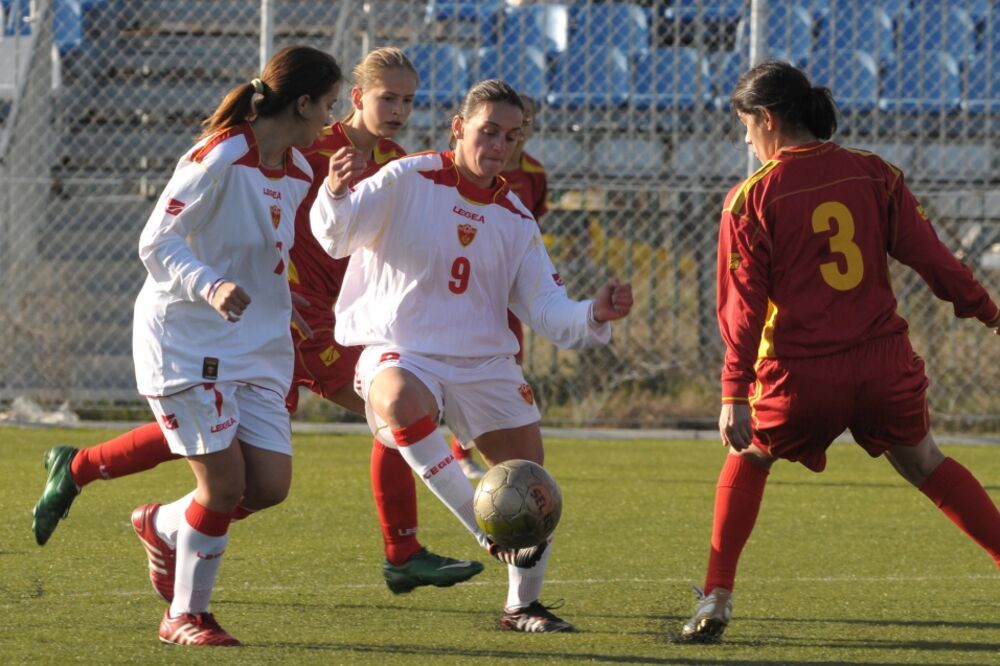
[506,538,553,610]
[169,515,228,616]
[395,427,489,548]
[153,490,196,548]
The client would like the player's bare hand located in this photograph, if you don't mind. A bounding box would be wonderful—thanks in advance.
[719,402,753,451]
[592,278,633,322]
[211,281,251,322]
[326,147,366,198]
[290,292,313,339]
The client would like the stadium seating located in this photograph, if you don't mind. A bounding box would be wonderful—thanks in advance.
[487,3,569,59]
[963,54,1000,116]
[568,2,649,56]
[813,2,896,66]
[898,4,978,61]
[707,50,745,112]
[662,0,744,24]
[426,0,500,22]
[406,42,469,108]
[879,50,963,116]
[546,45,630,111]
[633,47,712,112]
[474,45,547,101]
[808,49,879,115]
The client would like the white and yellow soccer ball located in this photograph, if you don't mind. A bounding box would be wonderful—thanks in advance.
[473,459,562,548]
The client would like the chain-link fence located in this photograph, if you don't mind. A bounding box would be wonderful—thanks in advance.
[1,0,998,429]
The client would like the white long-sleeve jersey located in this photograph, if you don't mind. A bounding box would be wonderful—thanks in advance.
[133,123,312,396]
[310,151,610,356]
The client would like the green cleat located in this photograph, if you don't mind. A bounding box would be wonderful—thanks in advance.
[31,446,81,546]
[383,547,484,594]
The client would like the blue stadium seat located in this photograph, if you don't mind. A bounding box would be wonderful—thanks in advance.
[487,4,569,60]
[568,2,650,56]
[814,1,896,65]
[405,43,469,108]
[546,45,630,110]
[962,54,1000,115]
[734,4,813,68]
[879,50,963,115]
[475,45,547,100]
[54,0,84,54]
[426,0,501,22]
[899,5,977,61]
[808,49,879,114]
[707,51,746,111]
[633,47,711,111]
[663,0,744,24]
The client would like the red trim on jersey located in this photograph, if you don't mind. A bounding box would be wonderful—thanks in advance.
[192,125,246,164]
[418,151,534,222]
[392,415,437,447]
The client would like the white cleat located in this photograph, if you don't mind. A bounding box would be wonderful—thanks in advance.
[679,586,732,643]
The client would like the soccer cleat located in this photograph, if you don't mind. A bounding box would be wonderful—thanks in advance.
[131,503,176,603]
[487,539,547,569]
[158,609,241,646]
[679,586,733,643]
[383,547,485,594]
[32,446,81,546]
[457,456,486,481]
[500,600,576,633]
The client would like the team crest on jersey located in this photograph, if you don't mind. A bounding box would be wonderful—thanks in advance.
[270,204,281,229]
[518,383,534,405]
[165,198,186,216]
[457,223,477,247]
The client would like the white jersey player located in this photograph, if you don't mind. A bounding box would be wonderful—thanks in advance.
[130,46,343,647]
[311,79,633,633]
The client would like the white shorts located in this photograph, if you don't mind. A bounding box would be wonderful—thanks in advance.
[355,346,541,449]
[146,382,292,457]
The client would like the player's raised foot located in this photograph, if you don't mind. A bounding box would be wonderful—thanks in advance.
[32,446,81,545]
[500,600,576,633]
[487,539,547,569]
[383,547,485,594]
[678,586,732,644]
[158,609,241,646]
[458,456,486,481]
[131,503,176,602]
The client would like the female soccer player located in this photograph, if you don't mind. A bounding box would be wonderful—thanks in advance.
[681,60,1000,643]
[32,48,481,597]
[312,79,633,632]
[449,92,549,480]
[132,45,342,646]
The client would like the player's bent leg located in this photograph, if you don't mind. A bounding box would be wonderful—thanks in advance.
[32,446,80,546]
[678,587,733,644]
[897,434,1000,567]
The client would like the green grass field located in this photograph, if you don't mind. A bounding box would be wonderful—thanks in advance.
[2,425,998,665]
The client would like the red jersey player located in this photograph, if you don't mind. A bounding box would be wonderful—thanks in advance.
[32,47,483,600]
[680,60,1000,644]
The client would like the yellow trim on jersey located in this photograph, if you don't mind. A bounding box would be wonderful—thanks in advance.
[757,299,779,358]
[287,259,300,285]
[726,160,781,215]
[721,396,750,403]
[520,153,546,174]
[373,142,404,166]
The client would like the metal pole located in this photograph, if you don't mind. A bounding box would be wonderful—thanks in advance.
[260,0,274,73]
[747,0,767,175]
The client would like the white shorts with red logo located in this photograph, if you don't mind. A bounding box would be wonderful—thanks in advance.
[146,382,291,457]
[355,346,540,449]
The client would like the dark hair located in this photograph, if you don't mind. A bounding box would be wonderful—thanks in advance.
[730,60,838,140]
[201,45,342,137]
[457,79,523,120]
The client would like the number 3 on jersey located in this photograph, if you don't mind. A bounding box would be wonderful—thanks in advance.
[449,256,471,294]
[811,201,863,291]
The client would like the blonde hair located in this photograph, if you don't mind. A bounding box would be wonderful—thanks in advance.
[352,46,418,90]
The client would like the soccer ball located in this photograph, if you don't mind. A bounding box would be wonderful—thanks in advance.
[473,459,562,549]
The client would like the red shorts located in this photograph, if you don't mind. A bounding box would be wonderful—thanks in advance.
[284,301,362,414]
[750,334,930,472]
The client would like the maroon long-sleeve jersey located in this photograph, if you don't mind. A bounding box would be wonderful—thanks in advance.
[718,141,999,402]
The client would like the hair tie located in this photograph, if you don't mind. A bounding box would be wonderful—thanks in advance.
[250,78,265,95]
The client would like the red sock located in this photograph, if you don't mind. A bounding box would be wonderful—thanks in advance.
[371,439,422,565]
[230,503,256,522]
[450,436,469,460]
[919,457,1000,567]
[704,454,770,593]
[69,422,179,487]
